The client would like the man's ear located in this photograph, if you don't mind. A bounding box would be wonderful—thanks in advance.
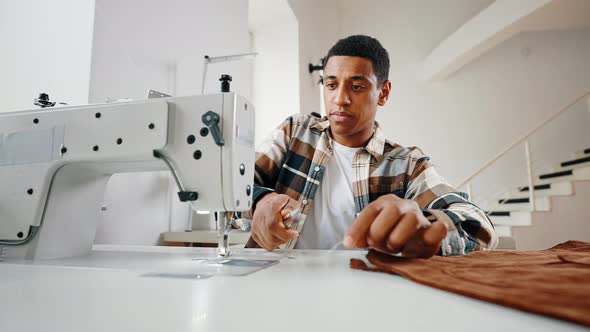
[377,80,391,106]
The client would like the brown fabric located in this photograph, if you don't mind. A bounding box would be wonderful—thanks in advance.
[350,240,590,327]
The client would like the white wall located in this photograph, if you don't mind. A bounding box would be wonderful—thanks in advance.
[292,0,590,201]
[287,0,341,116]
[0,0,96,112]
[249,0,300,146]
[90,0,252,102]
[91,0,252,245]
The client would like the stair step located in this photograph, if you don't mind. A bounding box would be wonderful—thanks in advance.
[487,211,510,216]
[575,149,590,158]
[498,198,529,204]
[488,197,550,212]
[539,169,572,180]
[561,156,590,167]
[556,156,590,172]
[511,181,573,199]
[537,167,590,184]
[489,211,531,226]
[518,184,551,192]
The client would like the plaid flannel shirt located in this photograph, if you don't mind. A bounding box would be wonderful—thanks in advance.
[247,114,498,255]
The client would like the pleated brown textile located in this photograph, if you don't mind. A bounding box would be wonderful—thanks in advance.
[350,240,590,327]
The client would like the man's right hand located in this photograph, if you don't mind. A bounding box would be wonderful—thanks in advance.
[251,193,300,251]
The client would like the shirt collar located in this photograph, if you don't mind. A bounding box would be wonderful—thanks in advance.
[311,116,385,163]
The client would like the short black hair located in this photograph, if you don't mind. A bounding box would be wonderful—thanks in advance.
[324,35,390,84]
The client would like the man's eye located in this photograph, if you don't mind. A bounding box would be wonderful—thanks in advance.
[325,82,336,89]
[352,85,364,91]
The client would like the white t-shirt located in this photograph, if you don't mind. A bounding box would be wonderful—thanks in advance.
[294,141,360,249]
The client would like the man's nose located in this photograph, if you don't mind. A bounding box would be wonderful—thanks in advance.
[332,85,351,105]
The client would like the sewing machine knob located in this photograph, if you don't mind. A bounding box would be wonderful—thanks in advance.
[34,93,56,108]
[220,74,232,93]
[178,191,199,202]
[202,111,224,146]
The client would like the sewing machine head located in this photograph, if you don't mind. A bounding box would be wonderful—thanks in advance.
[0,92,255,260]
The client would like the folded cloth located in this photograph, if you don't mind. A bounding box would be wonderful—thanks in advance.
[350,240,590,327]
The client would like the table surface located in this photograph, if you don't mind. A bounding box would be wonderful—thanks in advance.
[0,245,586,332]
[162,230,251,245]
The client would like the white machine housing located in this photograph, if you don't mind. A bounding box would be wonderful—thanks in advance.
[0,93,255,260]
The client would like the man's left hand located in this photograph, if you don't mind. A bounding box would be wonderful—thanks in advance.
[343,194,448,258]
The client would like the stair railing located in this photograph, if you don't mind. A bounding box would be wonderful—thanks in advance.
[457,89,590,211]
[471,158,550,211]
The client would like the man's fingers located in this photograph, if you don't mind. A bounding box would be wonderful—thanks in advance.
[346,195,413,248]
[272,226,299,243]
[281,209,291,219]
[385,211,422,253]
[271,194,291,213]
[269,210,300,243]
[344,195,402,247]
[273,195,299,223]
[255,225,273,250]
[422,221,448,247]
[272,229,298,244]
[253,230,274,251]
[284,199,300,214]
[251,193,301,251]
[266,229,298,249]
[366,203,403,247]
[344,204,380,247]
[402,221,448,258]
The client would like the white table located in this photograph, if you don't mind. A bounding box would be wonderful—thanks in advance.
[162,230,251,246]
[0,246,585,332]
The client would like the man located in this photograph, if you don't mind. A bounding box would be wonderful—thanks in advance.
[245,35,497,257]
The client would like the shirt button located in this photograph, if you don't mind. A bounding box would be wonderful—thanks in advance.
[314,166,320,172]
[302,199,308,205]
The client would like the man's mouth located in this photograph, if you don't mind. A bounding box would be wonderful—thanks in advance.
[330,111,352,122]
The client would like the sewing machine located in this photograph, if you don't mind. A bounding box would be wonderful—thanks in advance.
[0,92,255,260]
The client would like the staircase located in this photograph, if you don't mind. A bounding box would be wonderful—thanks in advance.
[456,90,590,250]
[487,148,590,249]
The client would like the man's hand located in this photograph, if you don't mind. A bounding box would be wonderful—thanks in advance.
[343,194,448,258]
[251,193,300,251]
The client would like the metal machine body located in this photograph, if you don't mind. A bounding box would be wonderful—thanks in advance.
[0,93,255,260]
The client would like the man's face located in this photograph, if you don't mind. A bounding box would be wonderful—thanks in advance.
[323,56,390,147]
